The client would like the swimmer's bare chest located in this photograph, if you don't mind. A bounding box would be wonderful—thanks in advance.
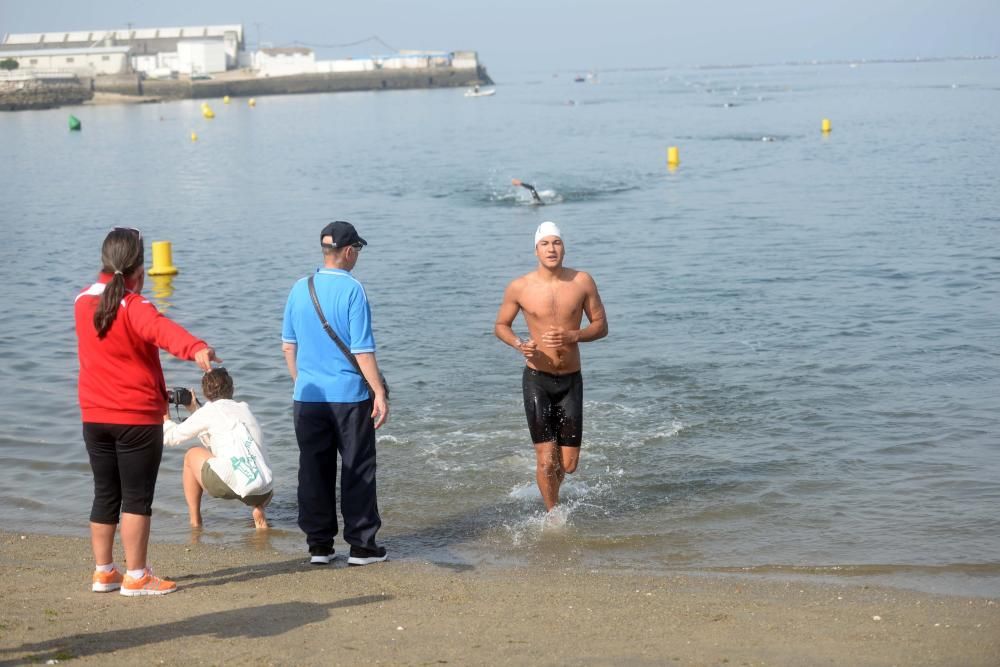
[518,279,587,371]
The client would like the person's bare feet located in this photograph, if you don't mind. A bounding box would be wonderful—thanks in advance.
[252,506,269,530]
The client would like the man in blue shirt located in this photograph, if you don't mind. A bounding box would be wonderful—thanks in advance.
[282,221,389,566]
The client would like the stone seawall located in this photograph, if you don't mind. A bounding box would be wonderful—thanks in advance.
[0,76,92,111]
[95,65,492,101]
[2,64,492,111]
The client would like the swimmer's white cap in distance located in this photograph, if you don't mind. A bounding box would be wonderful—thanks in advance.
[534,221,562,246]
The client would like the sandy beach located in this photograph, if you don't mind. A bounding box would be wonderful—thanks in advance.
[1,532,997,666]
[84,92,162,106]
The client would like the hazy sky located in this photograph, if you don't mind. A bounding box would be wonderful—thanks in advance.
[1,0,997,75]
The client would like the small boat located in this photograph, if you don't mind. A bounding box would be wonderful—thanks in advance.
[464,87,496,97]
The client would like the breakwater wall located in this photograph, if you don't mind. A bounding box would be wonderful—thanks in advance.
[0,74,92,111]
[97,65,492,101]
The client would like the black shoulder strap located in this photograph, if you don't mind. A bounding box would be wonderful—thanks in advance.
[307,274,374,396]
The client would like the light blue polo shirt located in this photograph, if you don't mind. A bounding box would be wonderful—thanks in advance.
[282,268,376,403]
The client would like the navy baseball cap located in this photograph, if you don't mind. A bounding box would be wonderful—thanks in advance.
[320,221,367,247]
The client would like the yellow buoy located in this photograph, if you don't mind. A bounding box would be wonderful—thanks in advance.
[821,118,832,133]
[202,106,215,119]
[223,95,231,104]
[248,98,256,107]
[667,146,680,166]
[190,131,198,141]
[147,241,179,276]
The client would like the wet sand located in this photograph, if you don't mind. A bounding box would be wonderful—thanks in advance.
[1,531,997,666]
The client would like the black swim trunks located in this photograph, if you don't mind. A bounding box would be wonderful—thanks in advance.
[522,367,583,447]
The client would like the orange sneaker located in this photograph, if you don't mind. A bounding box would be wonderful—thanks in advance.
[91,567,124,592]
[120,568,177,597]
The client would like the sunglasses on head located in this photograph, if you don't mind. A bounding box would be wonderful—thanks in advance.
[321,242,364,252]
[112,226,143,241]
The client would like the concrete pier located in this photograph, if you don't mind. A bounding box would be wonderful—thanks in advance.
[0,63,493,111]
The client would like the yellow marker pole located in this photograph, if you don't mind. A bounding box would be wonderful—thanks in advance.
[667,146,680,167]
[147,241,179,276]
[821,118,832,133]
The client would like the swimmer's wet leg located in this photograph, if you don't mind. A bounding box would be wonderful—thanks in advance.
[561,446,580,475]
[534,441,565,510]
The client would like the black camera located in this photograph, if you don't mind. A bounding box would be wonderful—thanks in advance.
[168,387,193,406]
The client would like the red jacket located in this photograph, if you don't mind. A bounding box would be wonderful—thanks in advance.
[75,273,208,425]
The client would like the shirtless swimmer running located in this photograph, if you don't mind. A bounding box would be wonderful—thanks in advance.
[494,221,608,511]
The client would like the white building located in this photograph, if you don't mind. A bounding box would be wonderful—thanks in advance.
[252,49,480,78]
[0,46,131,75]
[1,24,245,77]
[177,41,227,75]
[372,51,452,70]
[254,47,316,77]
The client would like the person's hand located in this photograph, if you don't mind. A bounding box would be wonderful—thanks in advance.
[185,388,199,413]
[163,412,171,423]
[194,346,221,371]
[517,338,538,360]
[371,393,389,429]
[541,327,578,348]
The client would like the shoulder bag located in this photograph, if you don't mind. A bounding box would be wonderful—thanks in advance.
[213,420,273,498]
[307,274,389,400]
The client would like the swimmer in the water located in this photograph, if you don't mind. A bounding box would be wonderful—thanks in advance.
[512,178,544,205]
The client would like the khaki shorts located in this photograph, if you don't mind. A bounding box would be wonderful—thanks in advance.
[201,461,273,507]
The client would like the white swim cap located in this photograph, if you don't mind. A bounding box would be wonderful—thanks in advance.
[534,221,562,246]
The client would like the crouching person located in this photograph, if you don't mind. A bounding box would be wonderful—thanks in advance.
[163,368,274,530]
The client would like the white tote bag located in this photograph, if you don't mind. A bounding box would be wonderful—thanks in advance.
[213,420,273,498]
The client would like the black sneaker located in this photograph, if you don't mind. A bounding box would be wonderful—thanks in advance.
[309,545,334,565]
[347,545,387,566]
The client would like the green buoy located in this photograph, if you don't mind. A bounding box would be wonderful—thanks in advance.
[68,115,81,131]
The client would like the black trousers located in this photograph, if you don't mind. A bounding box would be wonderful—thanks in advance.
[83,422,163,523]
[293,400,381,551]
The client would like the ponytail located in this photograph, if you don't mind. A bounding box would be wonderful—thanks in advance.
[93,229,144,339]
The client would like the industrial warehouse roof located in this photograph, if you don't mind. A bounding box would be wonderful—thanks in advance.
[0,24,244,54]
[0,46,132,57]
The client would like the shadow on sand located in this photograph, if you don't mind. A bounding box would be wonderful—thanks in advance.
[0,595,388,666]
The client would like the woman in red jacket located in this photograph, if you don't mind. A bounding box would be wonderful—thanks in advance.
[75,227,219,597]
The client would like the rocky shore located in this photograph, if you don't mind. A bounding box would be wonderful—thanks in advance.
[0,74,92,111]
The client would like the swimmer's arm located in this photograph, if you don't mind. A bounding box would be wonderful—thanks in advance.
[512,178,543,203]
[494,283,524,348]
[282,341,298,381]
[497,284,538,360]
[577,273,608,342]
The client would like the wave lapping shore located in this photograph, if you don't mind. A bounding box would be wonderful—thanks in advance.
[1,532,998,665]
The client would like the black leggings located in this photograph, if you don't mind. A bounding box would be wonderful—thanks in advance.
[522,368,583,446]
[83,423,163,524]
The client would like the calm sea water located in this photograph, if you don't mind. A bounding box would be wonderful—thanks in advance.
[2,59,999,596]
